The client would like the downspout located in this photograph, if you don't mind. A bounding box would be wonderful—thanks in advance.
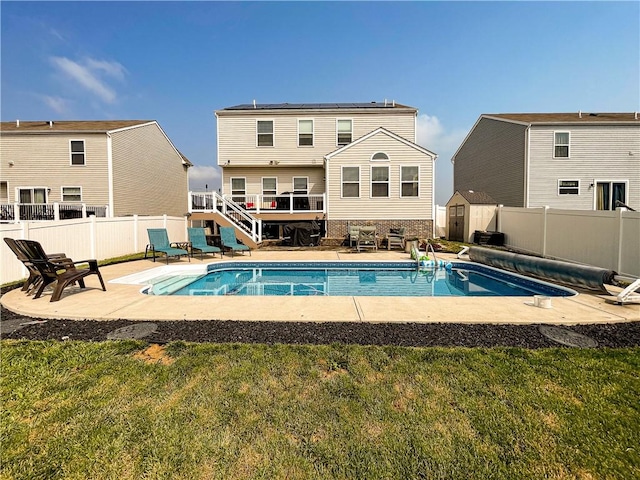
[106,133,115,217]
[524,125,531,208]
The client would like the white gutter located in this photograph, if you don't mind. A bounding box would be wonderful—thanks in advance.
[106,133,115,217]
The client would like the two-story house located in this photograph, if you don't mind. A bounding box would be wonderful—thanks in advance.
[0,120,191,221]
[452,112,640,210]
[190,102,437,246]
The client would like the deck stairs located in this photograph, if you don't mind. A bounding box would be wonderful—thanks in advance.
[147,273,205,296]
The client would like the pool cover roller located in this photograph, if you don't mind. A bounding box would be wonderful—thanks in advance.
[469,247,616,292]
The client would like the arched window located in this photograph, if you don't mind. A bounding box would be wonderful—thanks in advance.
[371,152,389,161]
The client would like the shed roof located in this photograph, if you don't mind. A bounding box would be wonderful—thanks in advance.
[455,190,497,204]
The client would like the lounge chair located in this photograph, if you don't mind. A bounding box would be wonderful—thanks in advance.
[219,226,251,257]
[3,237,66,294]
[357,226,378,252]
[386,227,406,251]
[145,228,190,264]
[348,225,361,248]
[188,227,221,260]
[16,239,106,302]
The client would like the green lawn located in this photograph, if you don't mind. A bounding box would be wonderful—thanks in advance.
[1,340,638,479]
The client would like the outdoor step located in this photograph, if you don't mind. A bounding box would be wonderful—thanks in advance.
[148,274,203,295]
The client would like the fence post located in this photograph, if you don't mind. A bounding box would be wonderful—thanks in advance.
[163,214,168,228]
[133,214,139,253]
[82,204,87,218]
[90,215,97,258]
[53,203,60,221]
[616,207,626,273]
[13,203,20,222]
[496,205,503,232]
[541,206,549,257]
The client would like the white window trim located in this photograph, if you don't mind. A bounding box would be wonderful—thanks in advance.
[557,179,580,196]
[256,119,275,147]
[370,165,390,199]
[16,186,49,203]
[553,131,570,159]
[371,152,390,162]
[336,118,353,146]
[297,118,314,147]
[592,179,629,210]
[230,177,247,193]
[69,139,86,166]
[292,176,309,194]
[341,166,360,199]
[261,176,278,195]
[61,186,83,202]
[0,181,9,203]
[400,165,420,198]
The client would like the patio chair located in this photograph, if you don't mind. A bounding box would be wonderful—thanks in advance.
[219,226,251,257]
[386,227,406,251]
[3,237,66,294]
[348,225,361,248]
[357,226,378,252]
[188,227,222,260]
[145,228,190,264]
[16,239,106,302]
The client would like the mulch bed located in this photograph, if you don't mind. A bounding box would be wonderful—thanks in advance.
[2,304,639,348]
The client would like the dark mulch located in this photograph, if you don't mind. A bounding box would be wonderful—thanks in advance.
[2,304,639,348]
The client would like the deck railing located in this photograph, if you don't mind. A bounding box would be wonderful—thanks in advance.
[0,203,109,223]
[190,192,325,215]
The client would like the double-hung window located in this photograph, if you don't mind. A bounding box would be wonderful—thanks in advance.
[401,166,419,197]
[257,120,274,146]
[262,177,277,196]
[554,132,570,158]
[298,119,313,146]
[70,140,86,165]
[342,167,360,198]
[558,180,579,195]
[337,119,352,146]
[371,166,389,198]
[62,186,82,202]
[231,177,246,203]
[293,177,308,194]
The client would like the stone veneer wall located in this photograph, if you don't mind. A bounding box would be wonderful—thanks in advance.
[327,219,433,243]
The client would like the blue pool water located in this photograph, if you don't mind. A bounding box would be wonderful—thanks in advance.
[146,261,577,297]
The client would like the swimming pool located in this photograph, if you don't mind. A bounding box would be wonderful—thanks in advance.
[142,261,577,297]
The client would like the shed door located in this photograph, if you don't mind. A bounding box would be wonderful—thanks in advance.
[448,205,465,242]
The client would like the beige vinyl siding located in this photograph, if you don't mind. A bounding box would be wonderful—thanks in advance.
[527,124,640,209]
[110,123,189,217]
[327,131,434,220]
[221,167,325,195]
[0,132,109,205]
[217,111,415,167]
[453,117,527,207]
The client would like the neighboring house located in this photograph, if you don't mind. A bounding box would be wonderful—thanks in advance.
[193,102,437,245]
[452,112,640,210]
[0,120,191,220]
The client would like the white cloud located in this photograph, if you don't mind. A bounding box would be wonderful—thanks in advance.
[49,56,126,104]
[188,165,222,192]
[41,95,70,115]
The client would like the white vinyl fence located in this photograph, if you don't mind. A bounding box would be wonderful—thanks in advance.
[434,205,447,238]
[1,215,188,285]
[497,206,640,278]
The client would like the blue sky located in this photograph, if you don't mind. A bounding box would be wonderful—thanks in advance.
[2,1,638,205]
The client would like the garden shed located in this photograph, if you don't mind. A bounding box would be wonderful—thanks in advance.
[446,190,498,243]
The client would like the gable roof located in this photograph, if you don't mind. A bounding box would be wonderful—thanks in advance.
[0,120,154,133]
[454,190,497,205]
[325,127,437,160]
[483,112,639,125]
